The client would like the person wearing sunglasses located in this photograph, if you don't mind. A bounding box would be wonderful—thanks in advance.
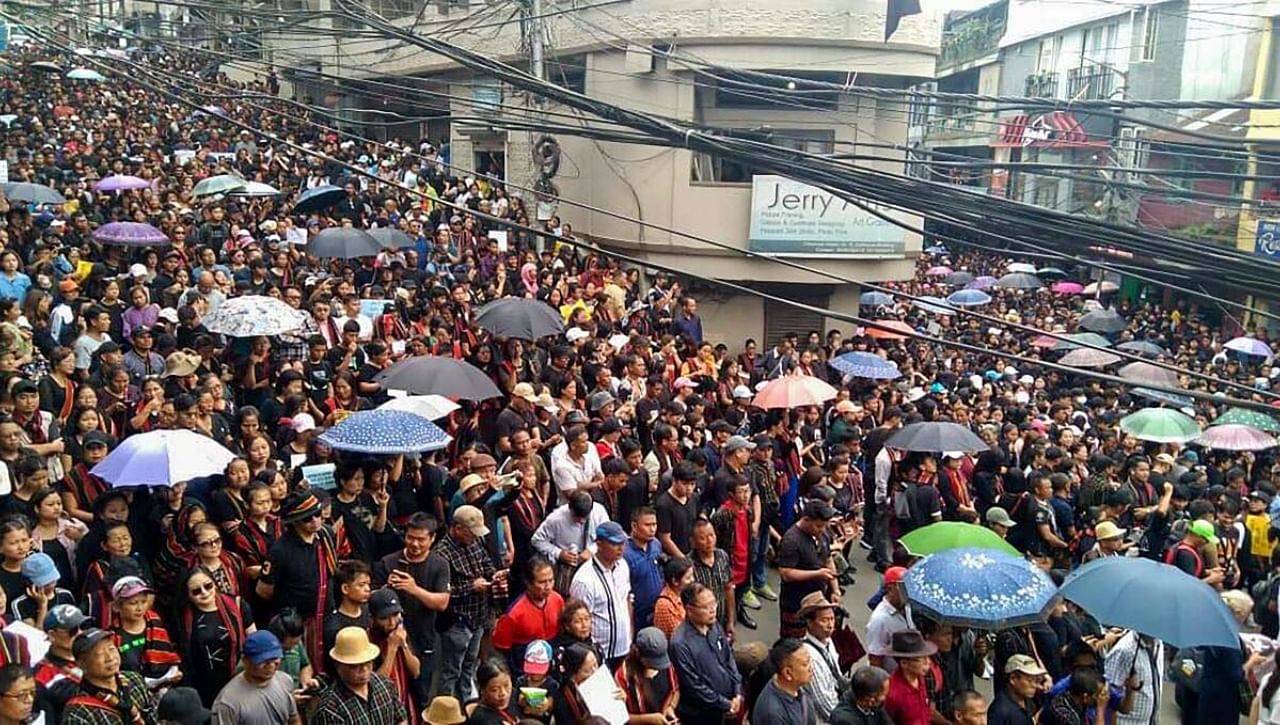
[178,566,254,708]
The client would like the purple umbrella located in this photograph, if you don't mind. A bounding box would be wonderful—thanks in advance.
[1053,281,1085,295]
[91,221,168,247]
[966,276,998,290]
[93,175,151,193]
[1194,424,1278,452]
[926,265,953,277]
[1225,336,1274,358]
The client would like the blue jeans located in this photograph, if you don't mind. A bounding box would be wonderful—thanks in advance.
[752,504,778,589]
[437,622,483,702]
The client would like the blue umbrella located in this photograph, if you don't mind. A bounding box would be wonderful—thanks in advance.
[829,352,902,380]
[946,289,992,307]
[294,184,346,214]
[913,296,955,316]
[924,244,950,256]
[1131,387,1195,408]
[859,291,893,306]
[901,547,1057,629]
[1059,556,1239,649]
[318,409,453,455]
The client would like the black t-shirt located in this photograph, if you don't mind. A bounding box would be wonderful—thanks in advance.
[373,549,450,637]
[322,608,369,661]
[303,358,334,405]
[1015,498,1056,555]
[495,405,530,445]
[988,691,1035,725]
[904,483,941,533]
[0,567,26,609]
[776,524,830,614]
[262,531,324,616]
[655,491,697,556]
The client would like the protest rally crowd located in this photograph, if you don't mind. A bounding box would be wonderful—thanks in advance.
[0,39,1274,725]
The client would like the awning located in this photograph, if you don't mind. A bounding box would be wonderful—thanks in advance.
[1145,104,1250,142]
[993,111,1109,149]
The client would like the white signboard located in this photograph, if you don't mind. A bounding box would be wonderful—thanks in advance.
[748,175,907,258]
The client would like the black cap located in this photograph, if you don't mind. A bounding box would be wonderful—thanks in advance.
[72,627,114,661]
[369,588,403,618]
[83,431,113,449]
[11,379,37,396]
[802,500,838,521]
[157,687,212,725]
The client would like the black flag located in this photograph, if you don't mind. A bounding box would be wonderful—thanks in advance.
[885,0,922,40]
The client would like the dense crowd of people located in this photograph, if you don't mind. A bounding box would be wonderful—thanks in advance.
[0,41,1274,725]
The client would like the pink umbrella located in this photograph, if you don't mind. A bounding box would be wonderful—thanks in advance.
[926,265,953,277]
[751,374,838,410]
[1052,281,1084,295]
[1031,334,1059,348]
[1194,424,1278,451]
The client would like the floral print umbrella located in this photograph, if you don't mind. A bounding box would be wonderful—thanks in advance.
[201,295,309,337]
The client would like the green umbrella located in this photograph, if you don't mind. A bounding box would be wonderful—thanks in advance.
[899,521,1019,557]
[1053,332,1113,351]
[1119,408,1201,443]
[1212,407,1280,434]
[192,174,246,198]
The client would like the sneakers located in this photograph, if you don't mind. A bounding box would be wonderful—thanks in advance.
[753,584,778,601]
[741,590,763,610]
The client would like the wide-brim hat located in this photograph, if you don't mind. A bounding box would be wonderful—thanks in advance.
[330,626,380,665]
[422,695,467,725]
[162,351,198,378]
[280,491,323,525]
[888,629,938,658]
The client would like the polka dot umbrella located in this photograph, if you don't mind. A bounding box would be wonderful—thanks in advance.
[318,409,453,455]
[902,547,1057,629]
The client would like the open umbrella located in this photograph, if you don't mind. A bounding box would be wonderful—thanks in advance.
[1082,281,1119,295]
[1119,408,1200,443]
[1059,557,1239,649]
[925,265,953,277]
[476,298,565,339]
[1059,348,1122,368]
[227,180,282,197]
[995,272,1044,290]
[1225,336,1274,358]
[1194,424,1277,451]
[967,276,998,290]
[886,422,989,452]
[913,297,954,316]
[859,291,893,307]
[66,68,106,81]
[1037,267,1069,278]
[1079,308,1126,333]
[1052,332,1112,351]
[319,409,452,455]
[1131,387,1195,408]
[4,182,65,205]
[864,320,914,341]
[1052,281,1085,295]
[27,61,64,74]
[751,374,838,410]
[944,271,975,287]
[294,184,345,214]
[92,429,236,488]
[375,357,502,400]
[1118,361,1179,388]
[900,522,1020,557]
[1007,262,1038,274]
[924,244,950,256]
[192,174,246,198]
[1212,408,1280,433]
[369,227,415,249]
[378,394,460,421]
[93,174,151,192]
[1116,340,1168,358]
[201,295,309,337]
[902,548,1057,629]
[829,352,901,380]
[91,221,168,247]
[946,289,990,307]
[307,227,385,259]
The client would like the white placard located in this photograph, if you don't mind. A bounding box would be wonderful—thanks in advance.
[488,230,508,253]
[0,160,10,184]
[576,664,628,725]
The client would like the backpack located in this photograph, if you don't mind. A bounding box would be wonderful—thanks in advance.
[1252,570,1280,623]
[1171,647,1205,693]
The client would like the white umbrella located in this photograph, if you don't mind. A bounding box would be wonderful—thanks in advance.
[379,394,460,421]
[201,294,309,337]
[227,180,282,197]
[92,429,236,487]
[1007,262,1038,274]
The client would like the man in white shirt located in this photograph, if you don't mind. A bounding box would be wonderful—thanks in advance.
[334,294,374,342]
[569,521,633,669]
[865,566,914,672]
[799,592,846,720]
[552,424,604,506]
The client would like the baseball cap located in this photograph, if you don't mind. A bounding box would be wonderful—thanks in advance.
[634,627,670,670]
[724,435,757,454]
[1155,453,1176,466]
[985,507,1016,528]
[673,377,697,391]
[11,379,37,397]
[1094,521,1126,541]
[512,382,538,403]
[111,575,153,600]
[72,627,114,661]
[82,431,113,449]
[291,413,316,434]
[884,566,908,585]
[44,604,87,632]
[595,521,627,545]
[802,499,837,521]
[732,385,753,399]
[1006,654,1048,677]
[523,639,553,675]
[453,505,490,537]
[1189,519,1218,545]
[369,589,403,619]
[22,552,59,587]
[565,327,589,343]
[243,630,284,664]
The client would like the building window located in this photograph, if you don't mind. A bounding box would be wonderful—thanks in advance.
[691,129,835,183]
[549,55,587,94]
[1033,180,1059,209]
[1140,8,1159,61]
[370,0,418,17]
[712,75,839,111]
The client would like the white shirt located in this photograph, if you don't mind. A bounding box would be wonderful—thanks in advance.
[874,447,894,505]
[802,633,843,719]
[1104,631,1165,725]
[865,598,914,666]
[570,554,633,660]
[1260,673,1280,724]
[335,313,374,342]
[552,447,604,506]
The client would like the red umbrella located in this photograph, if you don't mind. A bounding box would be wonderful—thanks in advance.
[863,320,914,341]
[751,374,838,410]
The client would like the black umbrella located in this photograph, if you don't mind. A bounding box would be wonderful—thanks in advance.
[375,357,502,400]
[885,422,990,452]
[944,270,974,286]
[4,182,66,205]
[476,298,566,339]
[306,227,385,259]
[293,184,345,214]
[1117,340,1168,358]
[1078,308,1127,333]
[369,227,415,250]
[994,272,1044,290]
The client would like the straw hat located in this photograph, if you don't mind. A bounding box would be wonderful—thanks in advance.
[422,696,467,725]
[329,627,379,665]
[162,351,198,378]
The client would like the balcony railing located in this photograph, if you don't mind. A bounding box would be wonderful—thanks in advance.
[1024,72,1059,98]
[940,17,1006,67]
[1066,66,1114,100]
[926,112,980,134]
